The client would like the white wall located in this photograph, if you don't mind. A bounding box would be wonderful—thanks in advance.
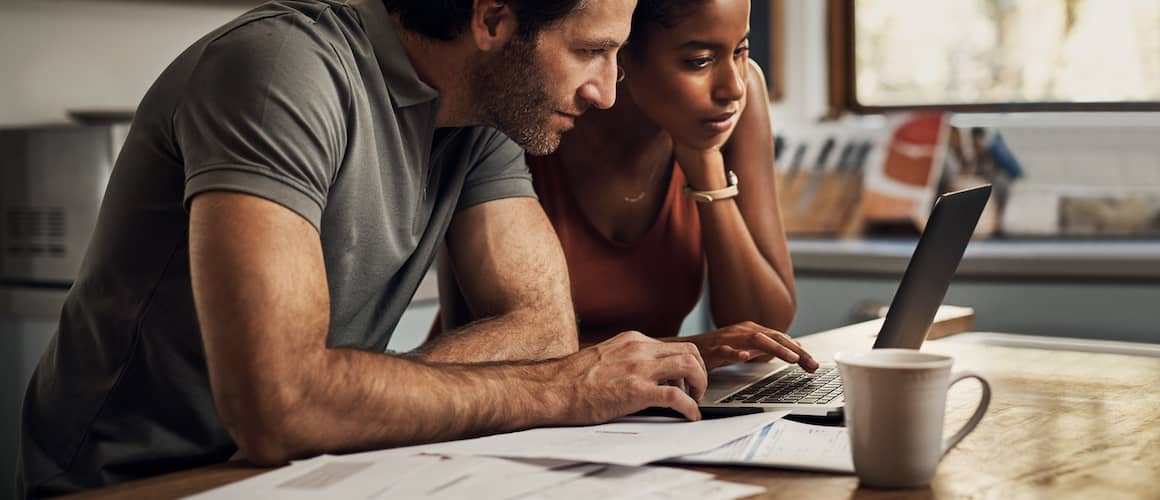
[769,0,831,127]
[0,0,254,127]
[0,0,831,128]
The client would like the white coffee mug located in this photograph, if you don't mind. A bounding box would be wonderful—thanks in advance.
[835,349,991,488]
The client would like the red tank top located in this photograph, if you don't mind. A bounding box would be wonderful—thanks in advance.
[530,154,705,344]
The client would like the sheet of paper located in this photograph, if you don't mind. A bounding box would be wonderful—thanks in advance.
[195,453,591,500]
[188,453,444,499]
[670,419,855,474]
[400,411,789,466]
[631,479,766,500]
[514,464,714,500]
[371,454,495,498]
[376,455,594,500]
[424,459,598,499]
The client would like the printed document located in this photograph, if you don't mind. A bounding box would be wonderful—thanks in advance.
[187,453,445,499]
[417,411,790,466]
[192,453,762,500]
[671,418,855,473]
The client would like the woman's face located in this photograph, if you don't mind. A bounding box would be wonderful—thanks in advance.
[623,0,751,149]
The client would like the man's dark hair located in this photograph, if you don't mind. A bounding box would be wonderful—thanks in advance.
[382,0,586,41]
[627,0,707,53]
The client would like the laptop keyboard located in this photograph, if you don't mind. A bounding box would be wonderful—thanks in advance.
[720,366,844,405]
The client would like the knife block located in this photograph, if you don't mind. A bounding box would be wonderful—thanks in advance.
[776,170,864,236]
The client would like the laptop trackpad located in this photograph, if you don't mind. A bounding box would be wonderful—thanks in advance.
[704,362,784,402]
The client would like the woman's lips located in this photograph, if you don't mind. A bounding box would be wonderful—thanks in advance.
[703,111,738,132]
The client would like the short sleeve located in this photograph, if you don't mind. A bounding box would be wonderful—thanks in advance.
[456,128,537,211]
[175,14,349,230]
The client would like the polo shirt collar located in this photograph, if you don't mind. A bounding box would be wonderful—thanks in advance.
[349,0,440,108]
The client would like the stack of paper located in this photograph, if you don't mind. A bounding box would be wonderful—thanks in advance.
[192,411,852,500]
[400,410,789,466]
[190,454,763,500]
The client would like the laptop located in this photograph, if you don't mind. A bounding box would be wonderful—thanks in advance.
[698,184,992,419]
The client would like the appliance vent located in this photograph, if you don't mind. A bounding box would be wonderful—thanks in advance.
[3,207,67,258]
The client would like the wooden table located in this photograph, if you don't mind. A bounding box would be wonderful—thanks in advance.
[65,320,1160,499]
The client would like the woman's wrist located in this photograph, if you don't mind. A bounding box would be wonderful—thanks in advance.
[677,148,728,191]
[685,169,729,191]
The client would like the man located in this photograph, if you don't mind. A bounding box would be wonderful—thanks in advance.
[17,0,711,496]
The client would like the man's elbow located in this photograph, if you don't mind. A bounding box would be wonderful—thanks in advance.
[233,430,296,466]
[217,386,315,466]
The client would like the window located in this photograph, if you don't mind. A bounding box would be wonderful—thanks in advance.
[840,0,1160,111]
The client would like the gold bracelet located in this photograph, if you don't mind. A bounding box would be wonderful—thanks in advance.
[684,170,739,203]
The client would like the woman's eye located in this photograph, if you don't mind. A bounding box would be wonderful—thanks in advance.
[734,47,750,59]
[686,57,713,69]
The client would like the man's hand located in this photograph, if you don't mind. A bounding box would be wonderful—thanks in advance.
[554,331,708,423]
[666,322,819,372]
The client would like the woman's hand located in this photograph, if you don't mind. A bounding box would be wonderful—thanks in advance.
[664,322,818,372]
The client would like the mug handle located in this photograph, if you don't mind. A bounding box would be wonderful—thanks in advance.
[941,370,991,456]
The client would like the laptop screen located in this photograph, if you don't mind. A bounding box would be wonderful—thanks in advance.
[874,184,992,349]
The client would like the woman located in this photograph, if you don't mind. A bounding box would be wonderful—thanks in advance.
[435,0,815,371]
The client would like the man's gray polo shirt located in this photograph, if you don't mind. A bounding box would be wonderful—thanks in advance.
[17,0,536,496]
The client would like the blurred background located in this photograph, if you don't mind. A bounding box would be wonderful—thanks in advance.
[1,0,1158,495]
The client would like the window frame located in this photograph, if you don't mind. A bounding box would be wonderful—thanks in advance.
[767,0,786,101]
[830,0,1160,114]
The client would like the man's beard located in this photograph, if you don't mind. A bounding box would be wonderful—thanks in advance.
[470,36,567,156]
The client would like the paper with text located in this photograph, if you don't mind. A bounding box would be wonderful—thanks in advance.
[380,456,596,499]
[188,453,444,499]
[419,411,790,466]
[671,418,854,473]
[514,464,713,500]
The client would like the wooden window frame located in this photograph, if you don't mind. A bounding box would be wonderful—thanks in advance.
[829,0,1160,114]
[766,0,786,101]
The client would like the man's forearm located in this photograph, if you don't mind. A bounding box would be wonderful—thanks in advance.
[412,308,578,363]
[434,198,578,364]
[242,346,568,463]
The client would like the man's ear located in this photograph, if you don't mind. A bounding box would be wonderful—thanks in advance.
[469,0,518,52]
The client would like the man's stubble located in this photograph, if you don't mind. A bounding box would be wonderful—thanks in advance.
[470,36,570,156]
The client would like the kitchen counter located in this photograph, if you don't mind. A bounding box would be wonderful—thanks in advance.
[788,238,1160,280]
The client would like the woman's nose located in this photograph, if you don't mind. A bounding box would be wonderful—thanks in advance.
[713,61,746,103]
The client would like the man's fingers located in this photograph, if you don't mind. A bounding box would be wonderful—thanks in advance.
[648,352,708,402]
[652,340,707,373]
[648,385,701,421]
[684,341,708,372]
[663,379,688,395]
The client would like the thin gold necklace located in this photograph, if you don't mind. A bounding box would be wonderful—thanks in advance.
[623,154,669,203]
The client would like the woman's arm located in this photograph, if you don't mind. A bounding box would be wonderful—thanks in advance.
[688,60,796,332]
